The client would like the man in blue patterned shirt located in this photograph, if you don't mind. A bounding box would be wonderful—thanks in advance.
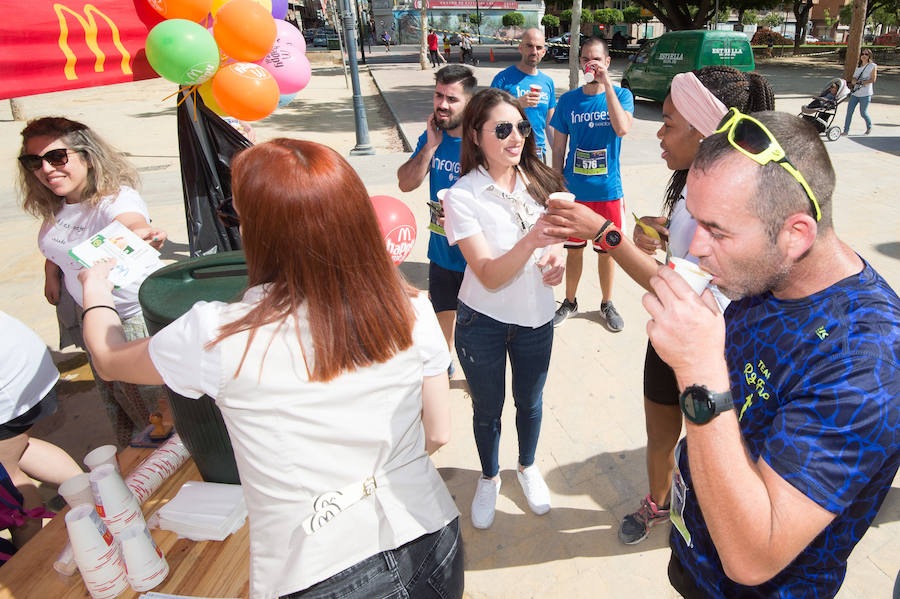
[644,110,899,598]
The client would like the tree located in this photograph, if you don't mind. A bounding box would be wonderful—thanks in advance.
[761,12,785,29]
[542,13,560,37]
[468,13,482,26]
[568,0,583,89]
[502,12,526,27]
[628,0,716,30]
[623,5,652,38]
[594,8,623,32]
[560,8,573,25]
[844,0,867,81]
[419,4,428,70]
[792,0,815,54]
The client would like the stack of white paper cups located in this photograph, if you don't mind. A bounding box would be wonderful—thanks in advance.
[84,445,119,473]
[119,520,169,591]
[58,473,94,508]
[90,464,143,535]
[65,505,129,599]
[124,434,190,504]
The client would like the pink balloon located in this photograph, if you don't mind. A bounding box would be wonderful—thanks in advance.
[370,195,417,265]
[274,18,305,54]
[257,43,311,94]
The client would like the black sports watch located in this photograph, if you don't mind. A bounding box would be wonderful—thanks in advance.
[593,219,622,252]
[679,385,734,424]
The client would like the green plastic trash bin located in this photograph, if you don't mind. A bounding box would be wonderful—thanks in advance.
[139,251,248,485]
[327,37,340,50]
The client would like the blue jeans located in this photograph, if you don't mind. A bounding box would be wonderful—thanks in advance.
[282,518,464,599]
[455,302,553,478]
[844,94,872,133]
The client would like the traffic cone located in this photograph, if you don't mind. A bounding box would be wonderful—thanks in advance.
[489,48,495,62]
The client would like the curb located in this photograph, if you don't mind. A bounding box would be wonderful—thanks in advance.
[368,66,413,153]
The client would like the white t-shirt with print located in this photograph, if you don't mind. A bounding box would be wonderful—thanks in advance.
[444,167,556,328]
[38,186,161,319]
[147,290,458,598]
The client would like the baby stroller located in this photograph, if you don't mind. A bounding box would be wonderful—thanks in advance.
[800,78,850,142]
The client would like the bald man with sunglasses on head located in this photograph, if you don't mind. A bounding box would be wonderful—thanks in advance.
[644,110,899,598]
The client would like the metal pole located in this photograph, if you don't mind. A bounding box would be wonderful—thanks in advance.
[355,0,366,64]
[475,0,480,42]
[341,0,375,155]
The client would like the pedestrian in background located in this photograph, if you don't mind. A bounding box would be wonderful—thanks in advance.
[843,48,877,135]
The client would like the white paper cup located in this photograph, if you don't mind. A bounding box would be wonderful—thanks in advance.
[119,521,169,591]
[59,473,93,509]
[529,83,541,94]
[549,192,575,203]
[65,505,129,599]
[90,464,144,536]
[668,257,713,295]
[84,445,119,473]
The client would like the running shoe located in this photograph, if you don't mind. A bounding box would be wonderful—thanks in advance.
[553,298,578,327]
[601,301,624,332]
[618,494,670,545]
[517,465,551,515]
[471,477,501,529]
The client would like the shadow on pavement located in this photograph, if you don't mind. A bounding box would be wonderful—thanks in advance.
[844,135,900,156]
[875,242,900,261]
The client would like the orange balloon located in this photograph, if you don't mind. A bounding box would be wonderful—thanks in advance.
[147,0,212,22]
[212,62,279,121]
[211,0,271,16]
[213,0,277,61]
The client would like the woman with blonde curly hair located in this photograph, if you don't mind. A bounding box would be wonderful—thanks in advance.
[18,117,167,447]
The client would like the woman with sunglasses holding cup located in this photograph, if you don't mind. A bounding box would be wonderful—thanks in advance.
[843,49,877,136]
[443,88,567,529]
[17,117,167,447]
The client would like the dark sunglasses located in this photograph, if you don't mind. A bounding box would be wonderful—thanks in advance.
[18,148,72,171]
[489,120,532,140]
[715,108,821,222]
[217,197,240,228]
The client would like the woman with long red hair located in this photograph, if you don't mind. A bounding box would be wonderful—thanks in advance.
[77,139,464,599]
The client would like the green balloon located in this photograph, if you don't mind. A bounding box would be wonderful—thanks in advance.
[146,19,220,86]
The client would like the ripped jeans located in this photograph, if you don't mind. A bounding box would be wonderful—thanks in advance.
[454,301,553,478]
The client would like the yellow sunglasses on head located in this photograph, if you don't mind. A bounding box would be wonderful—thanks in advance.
[715,108,821,222]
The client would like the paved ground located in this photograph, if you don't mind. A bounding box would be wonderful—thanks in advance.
[0,46,897,597]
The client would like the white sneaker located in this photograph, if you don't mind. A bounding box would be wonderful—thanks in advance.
[517,465,551,515]
[471,477,501,529]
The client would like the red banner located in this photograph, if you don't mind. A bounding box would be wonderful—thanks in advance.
[0,1,164,100]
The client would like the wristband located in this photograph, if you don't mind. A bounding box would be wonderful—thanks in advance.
[81,305,118,321]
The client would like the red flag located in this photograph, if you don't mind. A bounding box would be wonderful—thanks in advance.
[0,1,165,99]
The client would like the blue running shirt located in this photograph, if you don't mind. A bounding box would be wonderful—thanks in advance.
[549,86,634,202]
[671,260,900,598]
[410,131,466,272]
[490,66,557,152]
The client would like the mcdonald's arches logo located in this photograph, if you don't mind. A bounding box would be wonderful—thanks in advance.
[384,224,416,264]
[54,3,132,80]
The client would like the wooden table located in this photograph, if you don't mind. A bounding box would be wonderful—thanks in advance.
[0,448,250,598]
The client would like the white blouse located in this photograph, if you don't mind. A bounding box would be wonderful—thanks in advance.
[444,167,556,327]
[148,289,458,598]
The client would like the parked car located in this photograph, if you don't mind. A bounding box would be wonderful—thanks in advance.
[447,33,462,46]
[622,30,755,102]
[805,35,819,43]
[313,33,327,47]
[548,33,587,62]
[303,28,318,43]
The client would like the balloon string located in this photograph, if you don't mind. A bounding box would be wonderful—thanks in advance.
[160,88,181,102]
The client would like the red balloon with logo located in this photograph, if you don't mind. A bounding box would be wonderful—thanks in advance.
[370,195,416,265]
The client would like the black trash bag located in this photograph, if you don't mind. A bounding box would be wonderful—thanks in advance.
[176,88,251,256]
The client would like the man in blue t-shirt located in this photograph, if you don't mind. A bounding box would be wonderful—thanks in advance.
[549,37,634,332]
[397,65,476,357]
[645,110,900,598]
[490,28,556,161]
